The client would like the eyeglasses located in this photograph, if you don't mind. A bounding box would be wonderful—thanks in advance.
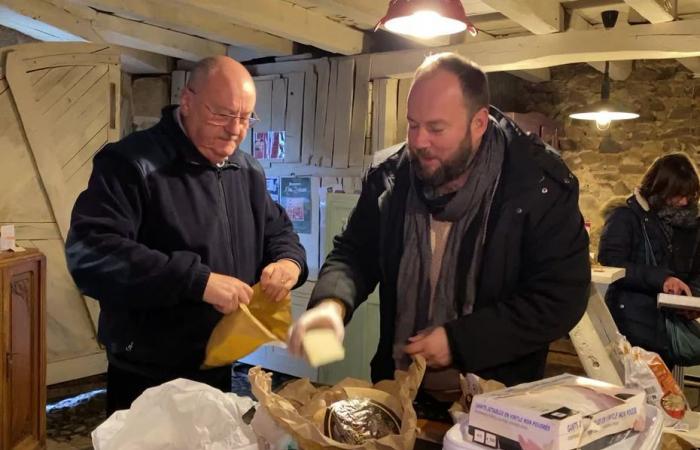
[187,86,260,127]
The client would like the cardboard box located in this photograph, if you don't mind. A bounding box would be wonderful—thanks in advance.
[468,374,645,450]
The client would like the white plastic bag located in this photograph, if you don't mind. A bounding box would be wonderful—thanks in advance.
[92,378,258,450]
[250,405,298,450]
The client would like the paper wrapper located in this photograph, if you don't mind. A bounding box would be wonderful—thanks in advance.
[202,283,291,368]
[449,373,505,420]
[249,356,426,450]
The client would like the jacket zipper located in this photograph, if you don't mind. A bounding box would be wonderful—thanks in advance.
[217,168,236,273]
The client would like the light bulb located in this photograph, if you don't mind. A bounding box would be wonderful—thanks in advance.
[596,117,612,131]
[385,10,467,39]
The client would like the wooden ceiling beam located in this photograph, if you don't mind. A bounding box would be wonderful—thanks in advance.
[171,0,365,55]
[369,18,700,78]
[0,0,223,67]
[569,12,633,80]
[68,0,293,57]
[479,0,564,34]
[623,0,673,23]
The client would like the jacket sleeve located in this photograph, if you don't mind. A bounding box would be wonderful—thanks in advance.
[65,149,211,310]
[307,171,381,322]
[598,208,671,291]
[262,192,309,288]
[444,180,591,374]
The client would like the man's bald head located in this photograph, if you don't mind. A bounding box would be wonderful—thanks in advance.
[187,55,254,95]
[179,56,257,164]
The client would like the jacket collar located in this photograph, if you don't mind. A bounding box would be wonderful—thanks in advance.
[158,105,241,170]
[633,188,651,212]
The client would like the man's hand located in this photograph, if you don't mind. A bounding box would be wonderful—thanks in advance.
[260,259,300,302]
[287,300,345,358]
[664,276,692,296]
[203,273,253,314]
[403,326,452,368]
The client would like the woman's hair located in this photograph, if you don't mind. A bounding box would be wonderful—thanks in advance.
[639,152,700,210]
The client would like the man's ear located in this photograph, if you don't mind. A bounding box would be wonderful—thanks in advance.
[470,107,489,139]
[179,86,193,114]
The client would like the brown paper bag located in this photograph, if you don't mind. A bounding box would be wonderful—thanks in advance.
[249,357,426,450]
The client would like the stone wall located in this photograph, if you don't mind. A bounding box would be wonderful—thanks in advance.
[518,60,699,254]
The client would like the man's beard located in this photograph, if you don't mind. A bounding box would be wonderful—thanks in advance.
[409,132,474,188]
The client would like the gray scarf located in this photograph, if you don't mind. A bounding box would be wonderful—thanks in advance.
[393,121,505,369]
[657,205,699,241]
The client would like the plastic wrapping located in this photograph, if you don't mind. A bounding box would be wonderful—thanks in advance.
[616,334,688,425]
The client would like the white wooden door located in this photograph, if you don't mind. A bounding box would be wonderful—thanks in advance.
[0,42,120,384]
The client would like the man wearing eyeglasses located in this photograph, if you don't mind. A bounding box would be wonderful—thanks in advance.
[65,56,307,414]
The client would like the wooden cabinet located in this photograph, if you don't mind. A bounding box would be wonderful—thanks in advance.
[0,249,46,450]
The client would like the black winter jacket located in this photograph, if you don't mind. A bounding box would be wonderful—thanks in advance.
[309,108,591,387]
[66,106,307,375]
[598,194,700,361]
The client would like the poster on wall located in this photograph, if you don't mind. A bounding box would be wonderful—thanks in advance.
[253,131,286,161]
[280,177,312,234]
[266,177,280,203]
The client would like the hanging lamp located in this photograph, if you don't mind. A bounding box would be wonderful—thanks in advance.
[376,0,478,39]
[569,11,638,130]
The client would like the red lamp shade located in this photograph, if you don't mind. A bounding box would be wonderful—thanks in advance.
[376,0,478,39]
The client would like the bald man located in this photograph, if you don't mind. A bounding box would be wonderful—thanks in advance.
[66,56,307,414]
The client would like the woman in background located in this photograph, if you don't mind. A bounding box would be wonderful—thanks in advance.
[599,153,700,365]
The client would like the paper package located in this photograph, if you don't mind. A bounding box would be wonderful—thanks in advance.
[468,374,646,450]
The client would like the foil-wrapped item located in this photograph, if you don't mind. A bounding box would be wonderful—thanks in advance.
[323,398,401,445]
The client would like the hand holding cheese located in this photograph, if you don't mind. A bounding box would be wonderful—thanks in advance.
[302,328,345,367]
[287,300,345,364]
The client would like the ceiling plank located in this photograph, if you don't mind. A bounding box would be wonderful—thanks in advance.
[119,46,172,73]
[287,0,381,29]
[92,12,226,61]
[466,31,552,82]
[0,0,225,61]
[678,57,700,75]
[369,18,700,78]
[569,12,633,80]
[289,0,452,46]
[509,67,551,82]
[171,0,365,55]
[479,0,564,34]
[622,0,673,23]
[0,0,178,72]
[68,0,293,57]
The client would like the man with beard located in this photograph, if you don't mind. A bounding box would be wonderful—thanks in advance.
[66,56,307,414]
[288,53,590,405]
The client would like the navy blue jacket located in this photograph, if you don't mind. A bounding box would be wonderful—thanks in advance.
[599,195,700,362]
[66,106,307,375]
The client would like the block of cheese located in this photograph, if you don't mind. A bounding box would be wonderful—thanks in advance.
[302,328,345,367]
